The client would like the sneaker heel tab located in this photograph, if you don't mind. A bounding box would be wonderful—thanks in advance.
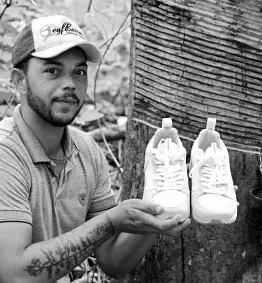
[206,118,216,131]
[162,118,172,128]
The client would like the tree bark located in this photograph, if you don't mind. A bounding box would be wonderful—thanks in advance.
[121,0,262,282]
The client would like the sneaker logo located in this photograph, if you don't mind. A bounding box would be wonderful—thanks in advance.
[40,22,85,41]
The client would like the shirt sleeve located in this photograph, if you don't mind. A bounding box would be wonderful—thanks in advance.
[0,145,32,224]
[86,141,117,219]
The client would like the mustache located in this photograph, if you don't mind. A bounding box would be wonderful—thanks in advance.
[52,93,80,103]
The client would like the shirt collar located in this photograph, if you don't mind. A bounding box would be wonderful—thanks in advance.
[13,105,79,163]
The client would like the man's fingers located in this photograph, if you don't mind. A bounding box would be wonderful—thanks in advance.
[137,210,168,230]
[125,199,164,216]
[139,212,182,231]
[130,209,182,232]
[123,200,190,234]
[157,215,182,230]
[163,218,191,236]
[138,213,190,234]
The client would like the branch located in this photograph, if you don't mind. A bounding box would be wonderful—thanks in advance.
[92,11,130,173]
[0,90,16,120]
[88,124,125,142]
[87,0,93,13]
[0,0,12,20]
[99,25,130,49]
[93,11,130,107]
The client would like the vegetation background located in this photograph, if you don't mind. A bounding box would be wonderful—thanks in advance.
[0,0,131,282]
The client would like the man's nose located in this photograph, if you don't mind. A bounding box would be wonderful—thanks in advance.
[61,73,76,90]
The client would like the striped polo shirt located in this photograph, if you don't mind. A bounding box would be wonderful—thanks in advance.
[0,105,116,254]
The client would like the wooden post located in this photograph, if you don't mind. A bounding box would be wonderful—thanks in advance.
[120,0,262,282]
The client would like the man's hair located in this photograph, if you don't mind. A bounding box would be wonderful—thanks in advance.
[15,57,31,74]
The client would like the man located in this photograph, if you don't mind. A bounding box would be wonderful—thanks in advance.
[0,15,191,283]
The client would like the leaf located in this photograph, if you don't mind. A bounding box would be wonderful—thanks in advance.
[0,50,12,63]
[86,10,112,41]
[0,104,15,118]
[0,88,12,104]
[3,7,23,19]
[67,0,89,19]
[2,32,15,47]
[0,20,17,35]
[17,0,37,6]
[123,0,131,11]
[0,66,10,80]
[74,106,104,124]
[117,116,127,128]
[91,0,108,12]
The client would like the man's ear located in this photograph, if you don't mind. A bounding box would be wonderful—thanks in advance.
[11,68,28,95]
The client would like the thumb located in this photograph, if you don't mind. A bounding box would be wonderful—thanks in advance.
[127,199,164,215]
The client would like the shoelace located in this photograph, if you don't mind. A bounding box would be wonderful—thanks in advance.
[189,154,228,195]
[153,151,184,192]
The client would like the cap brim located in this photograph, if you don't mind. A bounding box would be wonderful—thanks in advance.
[31,41,102,63]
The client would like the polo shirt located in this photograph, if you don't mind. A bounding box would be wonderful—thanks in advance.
[0,105,116,281]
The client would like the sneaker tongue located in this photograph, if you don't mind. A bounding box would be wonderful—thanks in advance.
[157,138,179,152]
[204,143,223,166]
[155,139,185,161]
[205,143,221,157]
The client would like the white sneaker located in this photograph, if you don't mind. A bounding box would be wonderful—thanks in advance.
[189,118,238,224]
[143,118,189,221]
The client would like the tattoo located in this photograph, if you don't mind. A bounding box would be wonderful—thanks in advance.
[24,221,114,278]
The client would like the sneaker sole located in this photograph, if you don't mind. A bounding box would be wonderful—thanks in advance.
[192,209,237,225]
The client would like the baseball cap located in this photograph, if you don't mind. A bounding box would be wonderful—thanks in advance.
[12,15,102,67]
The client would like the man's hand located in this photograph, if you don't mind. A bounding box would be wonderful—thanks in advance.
[106,199,191,235]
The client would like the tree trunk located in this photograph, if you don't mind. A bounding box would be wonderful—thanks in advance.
[121,0,262,282]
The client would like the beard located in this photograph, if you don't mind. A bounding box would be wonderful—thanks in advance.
[26,83,84,127]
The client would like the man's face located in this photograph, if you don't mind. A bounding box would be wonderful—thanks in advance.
[25,47,88,127]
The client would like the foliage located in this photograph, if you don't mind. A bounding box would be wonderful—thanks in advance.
[0,0,131,282]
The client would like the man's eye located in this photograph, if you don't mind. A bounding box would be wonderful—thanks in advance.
[75,69,86,76]
[45,68,58,74]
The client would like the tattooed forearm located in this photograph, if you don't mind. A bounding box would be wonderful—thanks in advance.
[24,241,86,278]
[24,221,114,279]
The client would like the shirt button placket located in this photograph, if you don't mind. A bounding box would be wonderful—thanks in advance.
[51,177,57,206]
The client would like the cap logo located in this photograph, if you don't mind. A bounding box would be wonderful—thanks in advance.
[40,22,85,41]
